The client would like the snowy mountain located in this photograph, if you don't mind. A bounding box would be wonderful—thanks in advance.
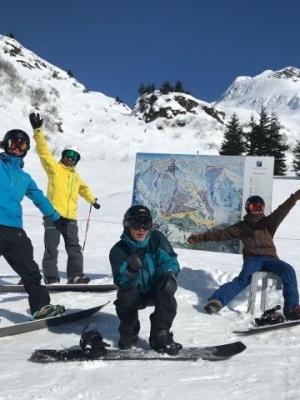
[0,35,226,161]
[216,67,300,149]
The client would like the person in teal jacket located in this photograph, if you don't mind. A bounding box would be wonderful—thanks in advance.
[109,205,182,355]
[0,129,65,319]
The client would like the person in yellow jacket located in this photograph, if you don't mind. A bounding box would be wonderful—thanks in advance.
[29,113,100,284]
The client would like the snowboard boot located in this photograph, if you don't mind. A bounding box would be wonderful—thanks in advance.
[204,299,223,314]
[44,278,60,284]
[80,329,110,357]
[67,274,90,284]
[31,304,65,320]
[118,334,139,350]
[149,330,182,355]
[284,305,300,320]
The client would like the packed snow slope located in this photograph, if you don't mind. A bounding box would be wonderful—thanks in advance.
[0,155,300,400]
[1,34,300,400]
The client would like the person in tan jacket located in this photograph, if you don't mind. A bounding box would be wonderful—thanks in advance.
[29,113,100,284]
[187,191,300,320]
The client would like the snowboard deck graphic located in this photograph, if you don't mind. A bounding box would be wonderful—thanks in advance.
[30,341,246,363]
[0,303,108,338]
[233,319,300,335]
[0,284,116,293]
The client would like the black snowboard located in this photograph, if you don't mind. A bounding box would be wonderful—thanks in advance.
[0,284,116,293]
[0,303,108,338]
[233,319,300,335]
[30,341,246,363]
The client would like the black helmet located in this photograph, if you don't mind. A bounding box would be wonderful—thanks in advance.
[123,205,152,230]
[0,129,30,158]
[245,195,265,213]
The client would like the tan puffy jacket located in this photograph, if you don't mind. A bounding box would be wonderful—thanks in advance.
[33,128,96,219]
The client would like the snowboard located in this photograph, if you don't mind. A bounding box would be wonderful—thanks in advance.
[233,319,300,336]
[30,341,246,363]
[0,303,108,338]
[0,284,116,293]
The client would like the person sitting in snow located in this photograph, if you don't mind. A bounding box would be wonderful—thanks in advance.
[28,113,100,284]
[187,192,300,320]
[109,205,182,355]
[0,128,66,319]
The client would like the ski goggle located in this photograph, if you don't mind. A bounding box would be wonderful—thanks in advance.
[63,150,80,161]
[8,138,29,152]
[127,218,152,230]
[246,202,265,212]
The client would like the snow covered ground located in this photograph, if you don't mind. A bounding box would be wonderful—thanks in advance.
[1,154,300,400]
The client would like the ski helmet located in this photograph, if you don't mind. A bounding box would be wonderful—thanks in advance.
[123,205,153,230]
[0,129,30,158]
[61,145,81,162]
[245,195,265,213]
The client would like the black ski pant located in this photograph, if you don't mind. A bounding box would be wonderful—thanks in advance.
[42,218,83,283]
[0,225,50,314]
[114,280,177,338]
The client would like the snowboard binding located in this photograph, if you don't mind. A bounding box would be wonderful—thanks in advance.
[254,305,285,327]
[80,326,111,358]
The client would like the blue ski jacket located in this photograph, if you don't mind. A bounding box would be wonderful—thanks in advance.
[109,229,180,293]
[0,152,60,228]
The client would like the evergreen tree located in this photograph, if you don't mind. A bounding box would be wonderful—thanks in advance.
[175,80,184,93]
[292,140,300,175]
[160,81,174,94]
[219,113,245,155]
[138,83,146,96]
[67,69,74,78]
[245,108,270,156]
[267,113,288,175]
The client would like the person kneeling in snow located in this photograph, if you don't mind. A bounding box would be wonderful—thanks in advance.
[109,205,182,355]
[187,192,300,320]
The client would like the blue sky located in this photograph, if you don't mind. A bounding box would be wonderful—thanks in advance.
[0,0,299,107]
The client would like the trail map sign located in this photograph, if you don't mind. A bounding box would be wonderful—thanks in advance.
[132,153,274,254]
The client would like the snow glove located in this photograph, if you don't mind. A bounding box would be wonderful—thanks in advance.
[53,217,69,236]
[159,272,177,296]
[92,200,101,209]
[187,232,205,244]
[29,113,43,129]
[127,253,143,276]
[80,329,110,358]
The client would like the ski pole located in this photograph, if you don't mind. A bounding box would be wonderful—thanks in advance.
[82,203,93,253]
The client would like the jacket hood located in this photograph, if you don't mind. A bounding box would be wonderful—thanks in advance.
[0,152,24,168]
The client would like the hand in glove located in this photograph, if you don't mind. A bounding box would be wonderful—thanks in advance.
[159,272,177,296]
[29,113,43,129]
[293,189,300,201]
[127,253,143,275]
[53,217,68,235]
[92,200,101,210]
[80,329,110,358]
[187,233,205,244]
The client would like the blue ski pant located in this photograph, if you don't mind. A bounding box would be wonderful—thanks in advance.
[209,256,299,312]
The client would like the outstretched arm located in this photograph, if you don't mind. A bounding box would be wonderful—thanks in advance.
[187,223,242,244]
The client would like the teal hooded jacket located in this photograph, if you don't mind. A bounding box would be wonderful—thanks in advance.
[0,153,60,228]
[109,229,180,293]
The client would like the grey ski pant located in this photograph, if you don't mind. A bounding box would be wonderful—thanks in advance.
[42,218,83,282]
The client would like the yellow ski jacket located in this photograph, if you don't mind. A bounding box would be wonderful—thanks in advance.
[33,128,96,219]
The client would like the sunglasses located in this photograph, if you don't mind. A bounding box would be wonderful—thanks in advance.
[8,138,29,151]
[63,150,80,161]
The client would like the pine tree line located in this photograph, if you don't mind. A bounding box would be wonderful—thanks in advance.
[138,80,190,96]
[219,108,292,176]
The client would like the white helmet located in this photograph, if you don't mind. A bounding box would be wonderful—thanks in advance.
[61,145,81,162]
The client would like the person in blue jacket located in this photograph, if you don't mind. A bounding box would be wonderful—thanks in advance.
[109,205,182,355]
[0,129,66,319]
